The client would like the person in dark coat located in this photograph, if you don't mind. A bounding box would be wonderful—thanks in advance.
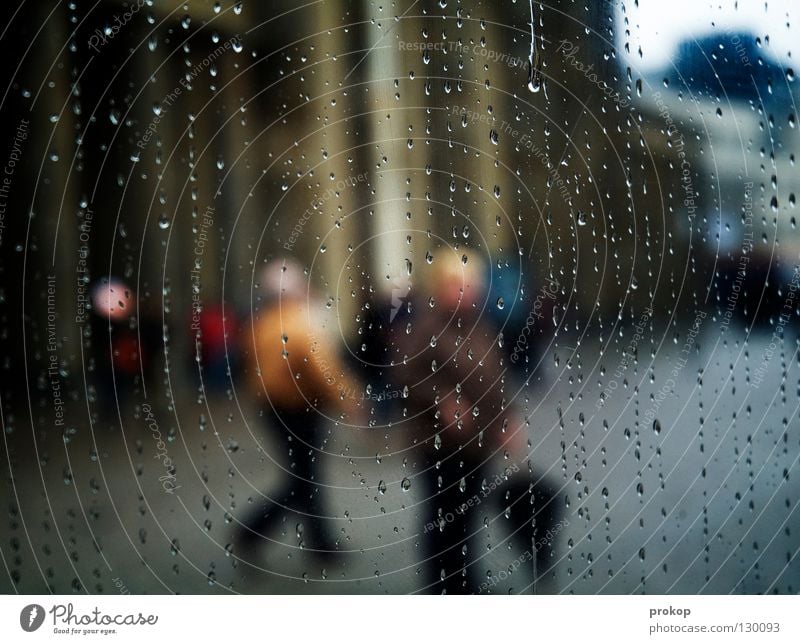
[386,251,555,593]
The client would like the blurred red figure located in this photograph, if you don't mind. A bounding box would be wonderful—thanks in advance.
[190,303,237,391]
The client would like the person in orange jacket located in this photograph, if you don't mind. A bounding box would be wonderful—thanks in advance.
[239,259,363,554]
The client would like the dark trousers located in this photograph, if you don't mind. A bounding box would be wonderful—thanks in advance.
[500,475,562,582]
[420,456,477,594]
[420,457,561,594]
[240,407,337,552]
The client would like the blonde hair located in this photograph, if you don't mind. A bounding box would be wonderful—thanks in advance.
[431,249,486,299]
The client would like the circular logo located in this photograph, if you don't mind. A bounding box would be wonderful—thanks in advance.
[20,604,45,632]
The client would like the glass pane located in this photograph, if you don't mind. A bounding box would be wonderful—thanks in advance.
[0,0,797,596]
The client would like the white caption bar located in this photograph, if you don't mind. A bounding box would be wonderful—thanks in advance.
[1,595,797,643]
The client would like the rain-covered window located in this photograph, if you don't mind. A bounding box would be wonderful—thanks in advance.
[0,0,797,601]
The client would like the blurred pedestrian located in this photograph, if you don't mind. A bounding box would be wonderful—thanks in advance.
[389,250,557,593]
[238,259,363,554]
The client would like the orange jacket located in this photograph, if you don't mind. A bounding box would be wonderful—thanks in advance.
[242,297,359,419]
